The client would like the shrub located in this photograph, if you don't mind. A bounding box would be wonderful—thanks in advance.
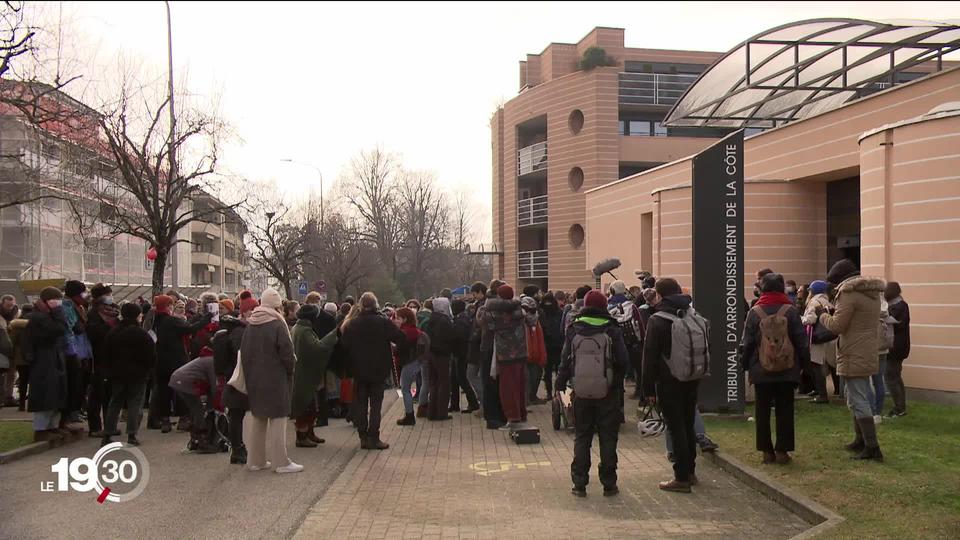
[578,47,616,71]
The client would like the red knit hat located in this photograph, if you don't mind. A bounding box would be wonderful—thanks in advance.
[240,295,259,315]
[153,295,174,314]
[497,284,514,300]
[584,290,607,311]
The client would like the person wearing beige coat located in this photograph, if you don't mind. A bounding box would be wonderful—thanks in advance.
[818,259,885,462]
[801,281,834,403]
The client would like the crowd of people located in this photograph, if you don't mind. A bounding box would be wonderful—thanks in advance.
[0,256,910,491]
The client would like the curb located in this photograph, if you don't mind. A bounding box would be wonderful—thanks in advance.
[702,451,845,539]
[0,430,87,465]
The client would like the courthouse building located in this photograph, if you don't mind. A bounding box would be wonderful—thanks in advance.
[492,20,960,394]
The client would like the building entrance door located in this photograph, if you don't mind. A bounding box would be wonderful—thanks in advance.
[826,177,861,271]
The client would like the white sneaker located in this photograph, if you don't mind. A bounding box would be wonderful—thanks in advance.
[248,461,272,472]
[873,415,883,425]
[276,461,304,474]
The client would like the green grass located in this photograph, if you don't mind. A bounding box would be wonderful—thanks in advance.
[0,421,35,453]
[704,399,960,539]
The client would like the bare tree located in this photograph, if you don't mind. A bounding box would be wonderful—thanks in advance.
[311,212,369,302]
[246,194,310,299]
[342,147,403,280]
[397,170,448,299]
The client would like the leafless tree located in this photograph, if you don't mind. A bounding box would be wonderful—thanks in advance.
[245,192,310,299]
[397,170,448,299]
[341,147,403,280]
[310,212,370,302]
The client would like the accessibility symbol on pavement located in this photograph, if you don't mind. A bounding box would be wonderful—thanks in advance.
[469,460,551,477]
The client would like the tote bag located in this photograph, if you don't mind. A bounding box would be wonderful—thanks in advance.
[227,351,247,394]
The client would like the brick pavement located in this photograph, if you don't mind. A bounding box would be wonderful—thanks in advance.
[294,392,809,539]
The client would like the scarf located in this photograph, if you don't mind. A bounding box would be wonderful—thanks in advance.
[755,292,793,307]
[248,306,289,334]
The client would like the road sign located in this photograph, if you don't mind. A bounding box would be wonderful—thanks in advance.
[298,281,309,296]
[315,280,326,293]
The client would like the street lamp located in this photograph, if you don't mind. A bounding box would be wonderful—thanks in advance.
[280,158,324,230]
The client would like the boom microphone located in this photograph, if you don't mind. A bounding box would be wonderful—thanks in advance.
[592,257,621,278]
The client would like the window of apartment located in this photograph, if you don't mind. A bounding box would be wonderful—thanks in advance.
[41,141,60,160]
[653,122,668,137]
[629,120,651,136]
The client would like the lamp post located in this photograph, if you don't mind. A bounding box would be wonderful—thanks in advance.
[280,158,324,231]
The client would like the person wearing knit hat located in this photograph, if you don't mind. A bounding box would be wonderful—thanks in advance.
[497,284,514,300]
[219,298,235,316]
[239,293,259,316]
[64,280,87,300]
[260,287,284,311]
[323,302,338,316]
[90,283,113,302]
[801,280,833,405]
[184,299,199,318]
[554,280,629,498]
[483,284,530,427]
[26,286,70,441]
[423,297,455,421]
[153,295,174,314]
[86,283,121,436]
[609,280,627,297]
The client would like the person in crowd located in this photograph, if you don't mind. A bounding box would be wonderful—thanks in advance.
[872,298,896,420]
[0,301,12,407]
[240,287,301,473]
[562,285,593,336]
[85,284,119,437]
[336,302,352,326]
[189,293,223,361]
[394,307,424,426]
[485,284,530,429]
[413,299,433,416]
[340,292,405,449]
[283,300,300,329]
[664,409,718,462]
[212,293,255,465]
[818,259,886,461]
[323,302,338,317]
[521,296,547,405]
[477,280,507,429]
[522,284,541,301]
[439,288,453,300]
[61,280,92,430]
[450,298,479,413]
[801,280,833,404]
[608,280,643,399]
[343,295,356,307]
[0,294,20,407]
[219,299,235,318]
[884,282,910,417]
[423,297,455,421]
[291,303,335,448]
[9,304,32,411]
[556,289,628,497]
[465,282,487,417]
[796,283,810,312]
[554,291,568,309]
[750,268,774,308]
[417,300,433,329]
[539,292,563,397]
[740,273,810,465]
[785,280,799,305]
[642,278,700,493]
[169,345,220,454]
[27,287,69,441]
[151,295,213,434]
[304,297,337,428]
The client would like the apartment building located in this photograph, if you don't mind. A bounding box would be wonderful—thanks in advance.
[490,28,730,292]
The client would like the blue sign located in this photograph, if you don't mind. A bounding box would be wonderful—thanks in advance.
[298,281,308,295]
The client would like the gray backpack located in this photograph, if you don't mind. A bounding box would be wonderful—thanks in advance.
[571,332,613,398]
[651,307,711,381]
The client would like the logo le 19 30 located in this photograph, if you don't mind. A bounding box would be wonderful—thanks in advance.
[41,442,150,503]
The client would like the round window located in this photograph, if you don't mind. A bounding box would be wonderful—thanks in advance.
[568,109,584,135]
[568,224,585,248]
[568,167,584,192]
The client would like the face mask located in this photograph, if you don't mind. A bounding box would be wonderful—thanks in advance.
[786,288,796,294]
[46,299,62,309]
[102,296,115,305]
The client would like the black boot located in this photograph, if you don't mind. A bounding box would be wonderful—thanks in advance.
[359,430,369,449]
[126,434,141,446]
[396,412,416,426]
[367,432,389,450]
[308,428,325,444]
[296,430,318,448]
[845,417,865,452]
[230,445,247,465]
[160,418,172,434]
[192,427,219,454]
[852,417,883,461]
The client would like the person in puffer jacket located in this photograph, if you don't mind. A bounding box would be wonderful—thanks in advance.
[484,284,532,427]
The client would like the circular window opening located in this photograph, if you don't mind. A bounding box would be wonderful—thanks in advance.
[568,167,584,192]
[568,109,584,134]
[568,224,585,248]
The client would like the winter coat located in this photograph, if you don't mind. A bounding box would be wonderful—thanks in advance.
[539,304,563,352]
[525,321,547,367]
[484,298,530,365]
[86,309,117,375]
[887,297,911,363]
[416,309,431,330]
[155,312,212,378]
[26,307,69,412]
[212,316,248,410]
[802,293,833,365]
[395,324,422,367]
[0,318,11,368]
[240,308,296,418]
[740,299,809,385]
[61,298,91,360]
[8,318,30,367]
[452,310,472,362]
[423,311,455,359]
[477,297,496,353]
[555,307,628,395]
[104,320,156,384]
[641,294,693,398]
[291,319,337,417]
[169,355,217,398]
[818,276,885,378]
[311,310,337,341]
[339,309,406,383]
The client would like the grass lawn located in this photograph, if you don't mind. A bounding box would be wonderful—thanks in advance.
[0,421,35,453]
[704,398,960,539]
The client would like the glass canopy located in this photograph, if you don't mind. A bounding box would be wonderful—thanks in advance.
[663,19,960,128]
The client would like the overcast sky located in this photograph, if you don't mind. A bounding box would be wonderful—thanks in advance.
[59,1,959,239]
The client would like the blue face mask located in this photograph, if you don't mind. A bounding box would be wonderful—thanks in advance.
[102,296,115,305]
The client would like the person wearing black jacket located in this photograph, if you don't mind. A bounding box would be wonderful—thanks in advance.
[212,314,249,464]
[101,303,156,447]
[740,273,810,465]
[465,282,488,417]
[27,287,70,442]
[641,278,699,493]
[423,297,456,421]
[150,295,212,434]
[85,285,119,437]
[539,292,563,396]
[556,290,628,498]
[884,282,911,417]
[449,299,479,413]
[339,293,405,450]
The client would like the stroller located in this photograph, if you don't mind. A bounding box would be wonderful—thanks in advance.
[185,394,230,454]
[551,389,576,431]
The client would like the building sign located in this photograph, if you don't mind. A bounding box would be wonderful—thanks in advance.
[692,130,744,413]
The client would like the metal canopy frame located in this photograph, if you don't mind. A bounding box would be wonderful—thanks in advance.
[663,19,960,129]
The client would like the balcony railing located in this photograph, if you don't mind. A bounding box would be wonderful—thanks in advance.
[517,141,547,176]
[518,249,548,279]
[517,195,548,227]
[618,72,698,106]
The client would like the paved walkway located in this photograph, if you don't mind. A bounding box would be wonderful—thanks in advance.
[294,394,809,540]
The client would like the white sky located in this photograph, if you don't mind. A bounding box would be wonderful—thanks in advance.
[57,1,960,240]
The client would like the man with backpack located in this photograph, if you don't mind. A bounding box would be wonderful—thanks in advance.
[607,281,645,399]
[740,273,810,465]
[641,278,710,493]
[556,290,628,498]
